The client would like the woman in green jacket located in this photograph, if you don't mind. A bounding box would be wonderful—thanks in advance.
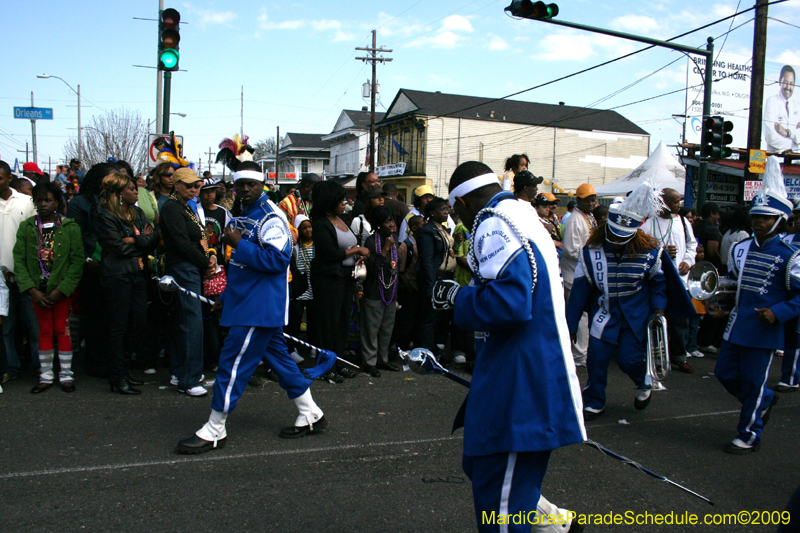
[13,182,84,393]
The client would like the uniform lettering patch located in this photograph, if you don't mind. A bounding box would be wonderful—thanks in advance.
[259,217,290,251]
[473,217,521,280]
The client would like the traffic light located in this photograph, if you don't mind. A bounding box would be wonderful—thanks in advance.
[158,8,180,71]
[505,0,559,20]
[701,116,734,160]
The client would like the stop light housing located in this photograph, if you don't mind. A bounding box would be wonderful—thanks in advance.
[701,116,734,160]
[505,1,559,19]
[158,8,181,71]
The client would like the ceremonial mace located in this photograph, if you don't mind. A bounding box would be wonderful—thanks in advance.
[400,348,714,506]
[154,275,360,376]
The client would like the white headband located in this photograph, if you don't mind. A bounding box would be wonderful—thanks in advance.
[448,172,498,207]
[232,170,265,182]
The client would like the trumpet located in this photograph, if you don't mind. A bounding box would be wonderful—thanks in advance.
[644,314,670,391]
[687,261,737,301]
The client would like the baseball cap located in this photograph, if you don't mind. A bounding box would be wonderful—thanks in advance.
[22,162,44,175]
[361,184,385,200]
[201,176,223,190]
[576,184,596,198]
[533,194,557,206]
[514,170,543,189]
[414,185,434,198]
[173,167,200,184]
[543,192,558,202]
[299,173,322,186]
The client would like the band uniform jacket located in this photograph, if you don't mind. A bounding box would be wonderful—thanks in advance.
[453,191,586,457]
[724,235,800,350]
[219,193,293,329]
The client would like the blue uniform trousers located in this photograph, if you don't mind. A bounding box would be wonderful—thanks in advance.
[781,348,800,387]
[463,450,551,533]
[211,326,312,414]
[583,326,646,411]
[715,341,775,446]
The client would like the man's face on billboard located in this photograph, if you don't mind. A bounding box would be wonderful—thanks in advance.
[781,71,795,100]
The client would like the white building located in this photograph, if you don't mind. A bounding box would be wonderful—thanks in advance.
[376,89,650,200]
[322,108,385,179]
[276,133,330,190]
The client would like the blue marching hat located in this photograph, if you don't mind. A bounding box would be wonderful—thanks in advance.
[607,180,665,238]
[751,156,792,219]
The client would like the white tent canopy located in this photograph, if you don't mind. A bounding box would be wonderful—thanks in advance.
[593,142,686,197]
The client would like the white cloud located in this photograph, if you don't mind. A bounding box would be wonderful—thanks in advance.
[536,30,639,61]
[487,33,509,51]
[311,20,341,31]
[609,15,658,34]
[407,15,474,48]
[441,15,473,33]
[513,36,530,42]
[332,30,356,42]
[372,11,427,38]
[181,4,236,28]
[258,12,306,30]
[775,50,800,65]
[538,33,595,61]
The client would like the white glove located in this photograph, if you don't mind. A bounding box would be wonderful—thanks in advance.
[432,279,460,310]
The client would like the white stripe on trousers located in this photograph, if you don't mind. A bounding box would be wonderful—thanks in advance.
[499,452,517,533]
[744,351,774,445]
[223,327,255,413]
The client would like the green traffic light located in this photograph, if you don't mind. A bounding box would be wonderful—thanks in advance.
[160,49,179,70]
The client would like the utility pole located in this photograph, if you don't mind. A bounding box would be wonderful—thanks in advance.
[276,126,280,182]
[77,84,82,162]
[156,0,164,135]
[205,146,214,175]
[745,0,769,181]
[30,92,38,164]
[241,85,244,138]
[356,30,392,173]
[17,142,29,162]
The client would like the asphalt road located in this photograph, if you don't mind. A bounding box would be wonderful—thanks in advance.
[1,352,798,533]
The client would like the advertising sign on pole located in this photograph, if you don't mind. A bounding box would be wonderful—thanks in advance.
[748,149,767,174]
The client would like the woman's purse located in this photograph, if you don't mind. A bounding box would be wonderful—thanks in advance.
[203,266,227,296]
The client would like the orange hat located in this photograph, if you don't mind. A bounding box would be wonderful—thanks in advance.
[576,184,596,198]
[543,192,557,202]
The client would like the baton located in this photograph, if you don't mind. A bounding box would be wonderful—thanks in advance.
[154,276,360,372]
[399,348,714,506]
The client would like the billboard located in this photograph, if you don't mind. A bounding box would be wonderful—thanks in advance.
[685,53,800,153]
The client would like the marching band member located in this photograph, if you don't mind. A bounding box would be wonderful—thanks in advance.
[434,161,585,533]
[566,182,693,420]
[176,160,330,454]
[716,156,800,453]
[640,188,698,372]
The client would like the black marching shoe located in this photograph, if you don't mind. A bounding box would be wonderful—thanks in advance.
[724,439,760,455]
[176,434,227,454]
[365,366,381,378]
[377,362,400,372]
[279,416,329,439]
[110,379,142,395]
[583,408,605,421]
[634,390,652,411]
[30,382,53,394]
[125,372,144,386]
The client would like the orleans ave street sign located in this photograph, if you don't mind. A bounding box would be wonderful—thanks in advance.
[13,106,53,120]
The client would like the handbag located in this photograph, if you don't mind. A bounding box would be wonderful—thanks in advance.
[203,266,228,296]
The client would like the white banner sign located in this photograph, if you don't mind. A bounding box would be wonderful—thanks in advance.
[376,162,406,177]
[743,178,800,201]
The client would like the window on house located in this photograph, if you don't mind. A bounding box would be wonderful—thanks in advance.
[301,160,308,174]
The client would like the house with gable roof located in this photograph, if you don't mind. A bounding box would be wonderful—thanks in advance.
[375,88,650,199]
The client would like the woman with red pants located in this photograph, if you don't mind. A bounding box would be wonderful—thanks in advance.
[13,182,84,393]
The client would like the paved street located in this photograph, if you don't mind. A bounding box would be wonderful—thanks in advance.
[1,353,798,532]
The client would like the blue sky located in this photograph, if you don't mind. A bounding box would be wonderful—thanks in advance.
[3,0,800,175]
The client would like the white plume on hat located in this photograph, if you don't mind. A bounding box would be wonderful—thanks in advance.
[617,180,665,220]
[607,180,665,238]
[752,155,792,219]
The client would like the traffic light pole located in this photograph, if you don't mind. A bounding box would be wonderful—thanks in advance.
[162,70,171,134]
[697,38,714,209]
[516,15,714,207]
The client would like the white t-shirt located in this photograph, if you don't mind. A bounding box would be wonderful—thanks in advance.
[0,189,36,274]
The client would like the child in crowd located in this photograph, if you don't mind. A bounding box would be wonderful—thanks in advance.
[395,215,424,351]
[13,182,84,393]
[288,215,318,363]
